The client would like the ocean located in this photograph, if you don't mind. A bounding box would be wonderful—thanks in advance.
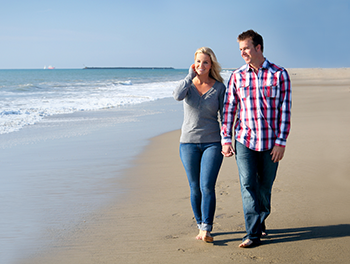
[0,68,231,263]
[0,68,190,135]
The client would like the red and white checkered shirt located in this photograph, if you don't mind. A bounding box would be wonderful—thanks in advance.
[221,59,292,151]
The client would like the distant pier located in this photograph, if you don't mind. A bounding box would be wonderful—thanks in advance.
[83,67,174,70]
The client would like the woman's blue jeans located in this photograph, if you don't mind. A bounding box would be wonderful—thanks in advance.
[235,141,278,242]
[179,142,223,232]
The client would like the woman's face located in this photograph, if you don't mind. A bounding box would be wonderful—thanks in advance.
[194,53,212,76]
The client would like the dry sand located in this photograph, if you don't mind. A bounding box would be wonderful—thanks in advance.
[21,68,350,263]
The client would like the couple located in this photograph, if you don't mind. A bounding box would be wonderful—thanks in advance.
[173,30,292,248]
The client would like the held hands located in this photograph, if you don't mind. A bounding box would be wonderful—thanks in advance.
[221,144,235,157]
[221,143,285,162]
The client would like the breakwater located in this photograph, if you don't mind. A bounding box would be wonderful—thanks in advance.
[83,67,174,69]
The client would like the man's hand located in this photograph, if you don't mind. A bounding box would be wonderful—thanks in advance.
[271,145,285,163]
[222,144,235,157]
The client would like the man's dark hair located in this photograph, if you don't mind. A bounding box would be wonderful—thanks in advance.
[238,30,264,53]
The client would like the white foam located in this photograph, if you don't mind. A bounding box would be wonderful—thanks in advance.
[0,80,180,134]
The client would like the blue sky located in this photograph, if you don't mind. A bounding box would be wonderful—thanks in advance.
[1,0,349,69]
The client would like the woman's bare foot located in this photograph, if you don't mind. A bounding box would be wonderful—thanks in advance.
[196,230,204,240]
[196,230,213,242]
[202,231,214,243]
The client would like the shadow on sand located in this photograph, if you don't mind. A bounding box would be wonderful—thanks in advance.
[213,224,350,246]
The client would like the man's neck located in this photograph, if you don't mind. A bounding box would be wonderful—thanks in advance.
[249,57,265,73]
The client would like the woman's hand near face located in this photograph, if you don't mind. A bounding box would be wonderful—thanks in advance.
[191,64,196,72]
[192,64,199,75]
[189,64,197,79]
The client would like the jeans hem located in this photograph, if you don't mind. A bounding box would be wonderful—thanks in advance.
[198,223,213,232]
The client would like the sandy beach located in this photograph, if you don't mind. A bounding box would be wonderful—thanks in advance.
[18,68,350,263]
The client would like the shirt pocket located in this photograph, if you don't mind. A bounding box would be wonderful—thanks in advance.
[263,85,278,98]
[237,86,250,98]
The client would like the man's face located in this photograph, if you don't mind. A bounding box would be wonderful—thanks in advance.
[239,38,260,66]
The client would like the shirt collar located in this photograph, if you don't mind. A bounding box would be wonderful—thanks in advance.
[246,58,277,74]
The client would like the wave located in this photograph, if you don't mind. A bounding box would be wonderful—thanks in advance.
[0,80,179,134]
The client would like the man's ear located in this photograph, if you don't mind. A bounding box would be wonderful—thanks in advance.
[256,44,262,52]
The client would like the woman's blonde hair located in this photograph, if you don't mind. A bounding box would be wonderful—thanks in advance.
[194,47,224,83]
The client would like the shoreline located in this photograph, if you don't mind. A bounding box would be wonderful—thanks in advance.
[1,98,184,264]
[11,68,350,263]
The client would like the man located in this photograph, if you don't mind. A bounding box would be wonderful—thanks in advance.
[221,30,292,248]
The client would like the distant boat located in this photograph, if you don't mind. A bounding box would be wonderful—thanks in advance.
[44,66,55,69]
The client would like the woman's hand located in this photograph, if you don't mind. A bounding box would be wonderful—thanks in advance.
[189,64,197,79]
[191,64,196,72]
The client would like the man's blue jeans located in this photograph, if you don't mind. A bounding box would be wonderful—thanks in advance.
[235,141,279,242]
[180,142,223,232]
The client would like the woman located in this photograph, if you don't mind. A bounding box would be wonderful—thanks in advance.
[173,47,226,242]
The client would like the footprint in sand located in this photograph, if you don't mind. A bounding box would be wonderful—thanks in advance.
[165,235,179,239]
[273,187,282,193]
[219,190,229,196]
[172,213,181,217]
[215,213,226,219]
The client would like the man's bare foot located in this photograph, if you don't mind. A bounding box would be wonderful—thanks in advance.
[239,239,253,248]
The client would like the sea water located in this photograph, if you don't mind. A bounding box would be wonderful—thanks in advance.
[0,68,232,263]
[0,68,191,135]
